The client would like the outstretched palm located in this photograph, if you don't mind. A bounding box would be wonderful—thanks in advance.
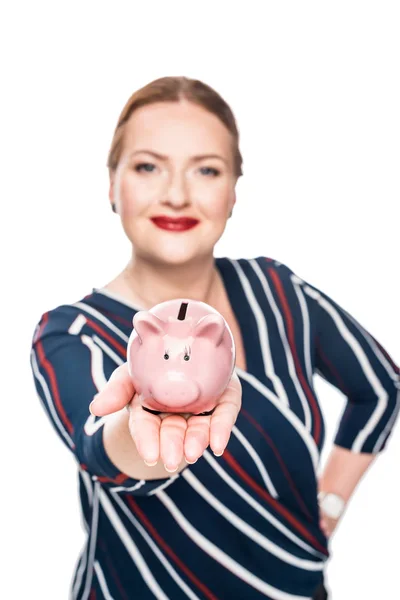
[90,363,242,472]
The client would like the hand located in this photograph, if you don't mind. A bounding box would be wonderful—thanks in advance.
[90,363,242,472]
[319,512,340,538]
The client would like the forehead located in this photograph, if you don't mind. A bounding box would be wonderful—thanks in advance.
[123,101,232,156]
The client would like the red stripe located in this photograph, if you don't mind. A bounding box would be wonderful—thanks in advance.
[89,589,96,599]
[35,314,75,438]
[96,473,130,485]
[316,338,352,396]
[86,318,127,358]
[268,266,321,444]
[223,450,328,555]
[127,497,219,600]
[99,309,133,329]
[35,315,129,485]
[241,408,313,522]
[98,538,130,600]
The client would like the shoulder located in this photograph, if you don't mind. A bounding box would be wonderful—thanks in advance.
[31,291,96,346]
[223,255,302,282]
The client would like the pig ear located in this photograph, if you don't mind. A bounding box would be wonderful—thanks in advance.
[133,312,165,344]
[193,314,225,347]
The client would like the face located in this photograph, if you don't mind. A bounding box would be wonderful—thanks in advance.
[109,101,237,266]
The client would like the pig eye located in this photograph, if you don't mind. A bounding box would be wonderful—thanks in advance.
[184,354,190,361]
[164,353,170,360]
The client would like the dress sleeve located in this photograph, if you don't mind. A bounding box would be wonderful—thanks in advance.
[294,270,400,454]
[30,307,180,495]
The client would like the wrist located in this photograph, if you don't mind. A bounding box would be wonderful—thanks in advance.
[318,491,346,520]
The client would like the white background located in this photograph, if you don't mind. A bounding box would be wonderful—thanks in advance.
[2,2,399,599]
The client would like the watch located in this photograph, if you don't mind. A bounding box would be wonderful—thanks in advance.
[318,492,346,520]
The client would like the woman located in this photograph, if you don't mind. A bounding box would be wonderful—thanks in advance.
[31,76,399,600]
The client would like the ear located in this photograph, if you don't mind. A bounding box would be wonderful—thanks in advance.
[109,171,115,208]
[133,312,166,343]
[193,314,225,347]
[228,190,236,218]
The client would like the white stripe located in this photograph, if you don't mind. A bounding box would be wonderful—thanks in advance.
[290,276,313,386]
[94,561,115,600]
[343,310,400,453]
[202,450,325,558]
[157,490,312,600]
[344,311,400,383]
[81,482,100,600]
[73,302,129,343]
[80,335,111,436]
[99,490,170,600]
[69,314,87,335]
[304,286,389,452]
[93,335,124,366]
[147,474,180,496]
[229,259,289,406]
[232,426,278,497]
[72,473,93,598]
[84,413,109,436]
[81,335,108,391]
[249,260,313,430]
[71,544,89,599]
[373,387,400,452]
[236,368,319,471]
[112,493,201,600]
[81,469,94,505]
[109,480,147,493]
[182,469,323,571]
[30,349,75,449]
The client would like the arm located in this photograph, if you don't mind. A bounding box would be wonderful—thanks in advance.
[309,280,400,534]
[30,308,182,494]
[318,446,376,503]
[32,307,242,489]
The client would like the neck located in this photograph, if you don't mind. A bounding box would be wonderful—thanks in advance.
[118,252,220,309]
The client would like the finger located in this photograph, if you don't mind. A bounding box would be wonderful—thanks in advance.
[129,394,161,466]
[210,371,242,456]
[89,363,135,416]
[319,516,330,537]
[184,415,211,463]
[159,415,188,473]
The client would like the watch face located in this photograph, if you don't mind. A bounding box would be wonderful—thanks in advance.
[321,493,345,519]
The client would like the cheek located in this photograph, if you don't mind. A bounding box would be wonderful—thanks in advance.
[118,174,155,217]
[196,183,232,218]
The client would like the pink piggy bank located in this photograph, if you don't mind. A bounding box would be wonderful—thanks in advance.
[127,299,236,415]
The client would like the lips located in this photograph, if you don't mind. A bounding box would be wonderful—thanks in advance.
[150,216,199,231]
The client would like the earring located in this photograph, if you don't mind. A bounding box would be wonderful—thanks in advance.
[111,203,117,213]
[229,209,233,218]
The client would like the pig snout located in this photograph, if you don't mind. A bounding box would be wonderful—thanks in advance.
[149,377,200,409]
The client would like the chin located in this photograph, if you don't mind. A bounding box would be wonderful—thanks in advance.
[140,243,208,267]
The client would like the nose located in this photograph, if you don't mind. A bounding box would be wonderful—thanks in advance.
[160,171,190,209]
[150,378,200,408]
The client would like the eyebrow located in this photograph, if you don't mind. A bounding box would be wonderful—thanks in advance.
[129,150,228,164]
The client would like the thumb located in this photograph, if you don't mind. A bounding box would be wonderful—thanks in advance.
[89,363,136,416]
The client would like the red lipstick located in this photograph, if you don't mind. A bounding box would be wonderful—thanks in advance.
[150,216,199,232]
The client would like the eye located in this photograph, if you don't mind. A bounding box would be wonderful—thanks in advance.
[135,163,156,173]
[164,353,170,360]
[183,354,190,361]
[199,166,220,177]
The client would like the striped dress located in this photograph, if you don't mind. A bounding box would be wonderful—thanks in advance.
[30,257,400,600]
